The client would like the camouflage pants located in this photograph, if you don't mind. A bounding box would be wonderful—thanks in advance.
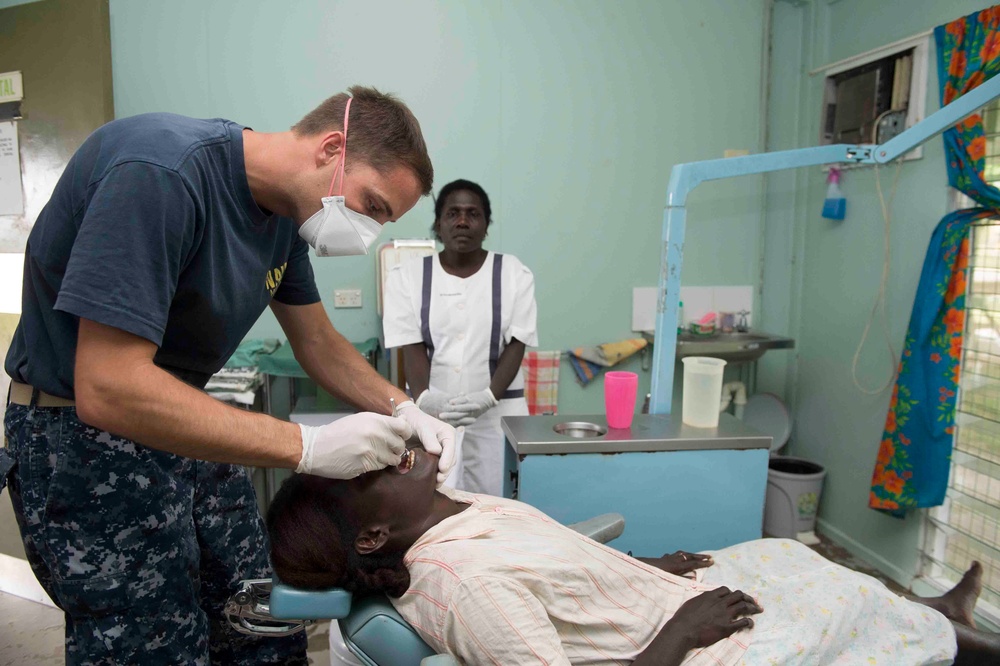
[1,401,307,665]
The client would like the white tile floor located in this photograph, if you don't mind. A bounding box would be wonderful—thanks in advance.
[0,590,332,666]
[0,591,63,666]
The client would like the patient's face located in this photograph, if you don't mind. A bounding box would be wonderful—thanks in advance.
[345,440,441,552]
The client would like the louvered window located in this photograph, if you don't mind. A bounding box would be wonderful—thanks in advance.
[921,102,1000,624]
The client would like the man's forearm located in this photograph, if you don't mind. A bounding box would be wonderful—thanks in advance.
[272,300,408,413]
[77,359,303,468]
[293,323,408,414]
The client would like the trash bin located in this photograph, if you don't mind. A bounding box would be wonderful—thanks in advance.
[764,456,826,539]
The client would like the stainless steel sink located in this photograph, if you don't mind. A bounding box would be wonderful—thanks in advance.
[674,331,794,363]
[553,421,608,438]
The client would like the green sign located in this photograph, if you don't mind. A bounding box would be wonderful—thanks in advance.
[0,71,23,104]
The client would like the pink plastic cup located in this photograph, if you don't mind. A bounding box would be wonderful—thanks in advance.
[604,371,639,429]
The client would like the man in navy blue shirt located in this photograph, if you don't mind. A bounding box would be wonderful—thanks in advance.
[1,86,456,664]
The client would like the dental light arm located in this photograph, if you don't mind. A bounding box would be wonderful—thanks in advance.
[649,73,1000,415]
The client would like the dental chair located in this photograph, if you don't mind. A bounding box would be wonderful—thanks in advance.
[225,512,625,666]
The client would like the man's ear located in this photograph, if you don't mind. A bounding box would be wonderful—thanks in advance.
[354,526,390,555]
[315,131,345,167]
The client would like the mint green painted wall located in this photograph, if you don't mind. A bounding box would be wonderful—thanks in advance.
[764,0,990,585]
[101,0,767,414]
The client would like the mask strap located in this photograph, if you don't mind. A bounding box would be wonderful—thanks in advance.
[327,96,352,198]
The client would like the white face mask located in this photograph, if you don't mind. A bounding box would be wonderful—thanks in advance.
[297,97,384,257]
[298,195,383,257]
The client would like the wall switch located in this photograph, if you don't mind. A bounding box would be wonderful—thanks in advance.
[334,289,363,308]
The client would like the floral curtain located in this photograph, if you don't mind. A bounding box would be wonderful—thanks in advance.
[869,7,1000,515]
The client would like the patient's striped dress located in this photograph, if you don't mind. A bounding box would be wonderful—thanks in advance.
[392,489,955,665]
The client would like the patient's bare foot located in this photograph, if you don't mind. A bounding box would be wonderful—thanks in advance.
[916,562,983,628]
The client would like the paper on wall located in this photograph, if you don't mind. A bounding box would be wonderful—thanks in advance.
[0,122,24,217]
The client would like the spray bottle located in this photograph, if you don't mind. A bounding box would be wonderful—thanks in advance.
[822,167,846,220]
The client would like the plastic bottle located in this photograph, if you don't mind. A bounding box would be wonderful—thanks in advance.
[822,167,846,220]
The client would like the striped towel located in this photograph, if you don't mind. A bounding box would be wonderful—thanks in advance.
[568,338,648,387]
[521,351,560,415]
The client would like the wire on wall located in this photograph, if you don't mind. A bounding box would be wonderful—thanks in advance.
[851,159,903,395]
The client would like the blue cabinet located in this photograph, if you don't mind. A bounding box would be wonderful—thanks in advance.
[503,414,770,556]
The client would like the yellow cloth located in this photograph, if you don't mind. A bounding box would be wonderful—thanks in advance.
[568,338,648,386]
[597,338,647,365]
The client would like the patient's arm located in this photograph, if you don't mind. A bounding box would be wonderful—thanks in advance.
[442,577,572,666]
[632,587,761,666]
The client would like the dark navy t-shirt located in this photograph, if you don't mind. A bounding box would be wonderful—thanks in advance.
[4,113,320,397]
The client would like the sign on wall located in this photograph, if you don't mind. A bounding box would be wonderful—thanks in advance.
[0,71,23,104]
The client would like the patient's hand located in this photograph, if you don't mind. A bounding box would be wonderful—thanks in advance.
[639,551,713,577]
[631,587,761,666]
[669,587,761,648]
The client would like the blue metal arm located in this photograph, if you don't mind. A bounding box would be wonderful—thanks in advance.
[650,73,1000,415]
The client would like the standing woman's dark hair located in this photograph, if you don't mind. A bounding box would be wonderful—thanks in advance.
[432,179,492,241]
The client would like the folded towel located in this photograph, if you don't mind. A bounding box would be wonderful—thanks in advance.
[521,351,561,415]
[224,338,281,369]
[206,367,262,392]
[568,338,648,386]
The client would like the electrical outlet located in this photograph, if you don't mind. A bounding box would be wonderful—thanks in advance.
[334,289,362,308]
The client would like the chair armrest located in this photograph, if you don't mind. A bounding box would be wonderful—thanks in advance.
[421,656,459,666]
[567,513,625,544]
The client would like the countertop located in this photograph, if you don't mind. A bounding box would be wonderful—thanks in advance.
[502,413,772,455]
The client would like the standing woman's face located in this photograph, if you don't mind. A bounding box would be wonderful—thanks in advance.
[434,190,489,253]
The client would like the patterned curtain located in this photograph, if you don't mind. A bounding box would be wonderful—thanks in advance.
[869,7,1000,515]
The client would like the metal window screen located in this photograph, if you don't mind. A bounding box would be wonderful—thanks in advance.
[922,176,1000,619]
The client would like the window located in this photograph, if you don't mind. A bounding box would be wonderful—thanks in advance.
[815,32,929,160]
[920,101,1000,626]
[822,49,914,145]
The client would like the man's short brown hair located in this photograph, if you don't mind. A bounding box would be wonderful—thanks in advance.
[293,85,433,195]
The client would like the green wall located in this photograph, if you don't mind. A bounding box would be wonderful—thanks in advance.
[764,0,990,586]
[99,0,769,414]
[7,0,993,586]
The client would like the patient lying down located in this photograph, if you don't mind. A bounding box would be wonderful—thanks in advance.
[268,444,999,665]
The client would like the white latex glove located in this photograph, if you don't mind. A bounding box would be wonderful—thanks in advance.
[435,390,478,427]
[395,400,457,485]
[415,390,462,420]
[296,414,412,479]
[445,388,499,423]
[437,408,477,427]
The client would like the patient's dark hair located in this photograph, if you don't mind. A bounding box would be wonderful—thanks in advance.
[266,473,411,597]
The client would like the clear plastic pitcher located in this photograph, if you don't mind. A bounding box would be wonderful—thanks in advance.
[681,357,727,427]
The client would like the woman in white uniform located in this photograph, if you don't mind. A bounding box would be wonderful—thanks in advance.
[382,179,537,496]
